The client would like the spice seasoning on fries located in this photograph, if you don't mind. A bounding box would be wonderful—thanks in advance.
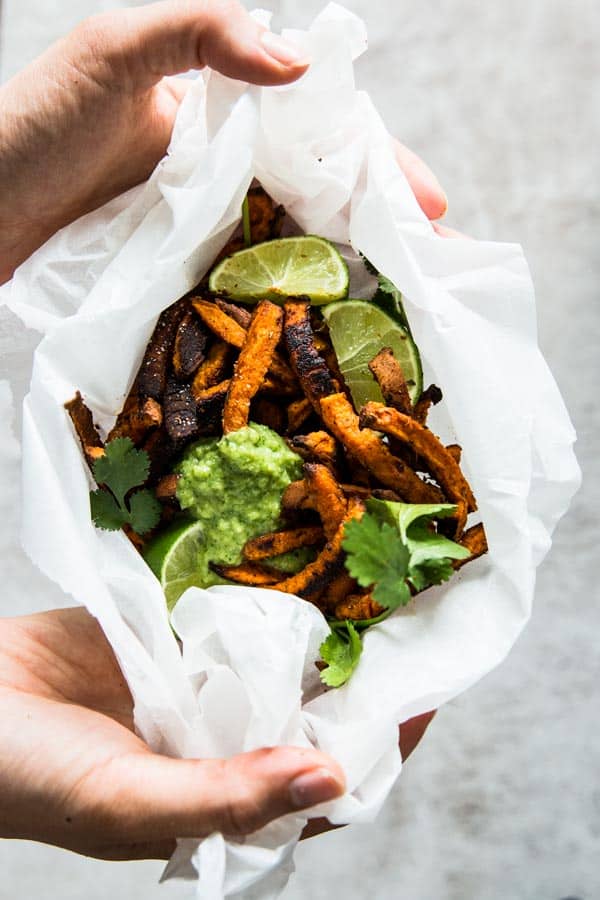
[66,185,487,686]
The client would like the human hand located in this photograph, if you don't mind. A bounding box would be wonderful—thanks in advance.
[0,607,346,860]
[0,0,446,284]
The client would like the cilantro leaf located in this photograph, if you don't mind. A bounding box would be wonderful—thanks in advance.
[343,516,410,611]
[128,490,162,536]
[89,438,160,535]
[92,437,149,507]
[90,489,127,531]
[341,500,471,620]
[319,621,363,688]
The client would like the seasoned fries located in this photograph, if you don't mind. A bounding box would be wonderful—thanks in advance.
[223,301,283,434]
[69,205,486,627]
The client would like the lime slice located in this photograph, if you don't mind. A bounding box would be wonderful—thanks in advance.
[208,236,349,305]
[144,520,206,611]
[322,300,423,410]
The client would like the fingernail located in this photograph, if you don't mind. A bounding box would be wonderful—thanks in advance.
[289,767,344,809]
[260,31,310,67]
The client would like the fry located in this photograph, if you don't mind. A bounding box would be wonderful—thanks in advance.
[320,393,443,504]
[212,562,284,586]
[359,402,477,512]
[137,298,187,399]
[288,431,337,467]
[64,392,105,469]
[281,479,311,510]
[304,462,348,540]
[215,298,252,328]
[155,473,180,502]
[107,394,162,446]
[453,523,488,569]
[284,300,336,411]
[446,443,462,463]
[243,526,324,561]
[413,384,443,425]
[265,497,364,603]
[173,310,208,380]
[251,397,285,433]
[334,593,384,621]
[223,301,283,433]
[320,571,358,611]
[192,297,246,348]
[195,379,230,435]
[164,377,198,443]
[286,397,313,433]
[193,296,294,386]
[141,427,178,482]
[368,346,413,415]
[191,341,231,397]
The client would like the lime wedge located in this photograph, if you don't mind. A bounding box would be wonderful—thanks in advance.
[322,300,423,411]
[144,520,206,611]
[208,236,349,305]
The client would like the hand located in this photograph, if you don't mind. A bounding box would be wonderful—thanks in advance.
[0,607,345,860]
[0,0,446,284]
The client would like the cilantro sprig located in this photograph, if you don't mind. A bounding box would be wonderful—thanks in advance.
[90,438,161,536]
[318,501,470,688]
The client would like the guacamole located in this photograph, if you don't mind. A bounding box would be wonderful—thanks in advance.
[175,423,304,587]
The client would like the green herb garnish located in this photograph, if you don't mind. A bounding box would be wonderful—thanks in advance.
[318,501,470,687]
[90,437,160,535]
[319,621,363,688]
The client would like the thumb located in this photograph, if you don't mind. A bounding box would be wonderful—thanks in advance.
[100,746,345,843]
[75,0,311,89]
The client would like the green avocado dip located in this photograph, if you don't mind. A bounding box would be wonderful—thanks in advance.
[174,423,306,588]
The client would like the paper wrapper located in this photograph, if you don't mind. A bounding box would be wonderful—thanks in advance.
[0,4,580,898]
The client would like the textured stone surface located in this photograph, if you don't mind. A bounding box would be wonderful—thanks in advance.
[0,1,598,898]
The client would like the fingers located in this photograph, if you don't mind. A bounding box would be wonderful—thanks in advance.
[97,746,345,843]
[75,0,310,90]
[393,140,447,221]
[398,709,436,760]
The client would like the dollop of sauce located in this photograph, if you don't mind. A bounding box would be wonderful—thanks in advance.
[175,423,304,586]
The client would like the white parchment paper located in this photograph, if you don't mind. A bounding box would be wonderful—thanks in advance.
[0,4,580,898]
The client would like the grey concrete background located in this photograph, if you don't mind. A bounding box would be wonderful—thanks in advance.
[1,1,598,898]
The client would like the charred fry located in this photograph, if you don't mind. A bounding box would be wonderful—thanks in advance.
[163,377,198,443]
[223,301,283,433]
[195,379,230,435]
[453,523,488,569]
[108,394,162,446]
[243,526,324,561]
[137,298,187,399]
[413,384,443,425]
[284,300,336,411]
[320,393,443,504]
[368,346,413,415]
[215,298,252,328]
[173,310,208,380]
[446,443,462,464]
[64,392,105,469]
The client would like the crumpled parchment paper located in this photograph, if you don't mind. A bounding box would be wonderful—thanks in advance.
[0,4,580,898]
